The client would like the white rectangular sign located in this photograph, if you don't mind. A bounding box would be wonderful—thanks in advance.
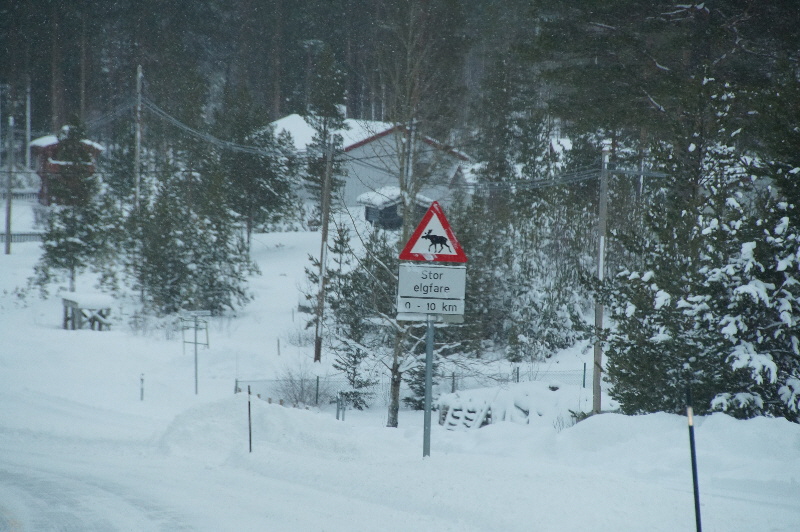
[397,264,466,315]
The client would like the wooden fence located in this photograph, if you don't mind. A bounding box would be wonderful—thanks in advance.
[0,232,42,243]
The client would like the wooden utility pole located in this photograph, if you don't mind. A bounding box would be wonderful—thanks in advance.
[134,65,143,213]
[4,116,14,255]
[0,84,3,171]
[593,144,610,414]
[50,4,63,132]
[25,79,31,170]
[80,11,87,122]
[313,137,334,363]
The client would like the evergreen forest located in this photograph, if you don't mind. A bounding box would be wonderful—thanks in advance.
[1,1,799,423]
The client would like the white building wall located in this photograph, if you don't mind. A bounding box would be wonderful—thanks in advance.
[339,132,463,209]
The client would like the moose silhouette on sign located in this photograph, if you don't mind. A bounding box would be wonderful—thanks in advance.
[420,229,453,253]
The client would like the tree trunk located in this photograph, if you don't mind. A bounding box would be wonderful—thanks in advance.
[386,355,402,427]
[80,10,87,122]
[246,214,253,250]
[386,329,409,427]
[270,0,283,120]
[50,4,64,131]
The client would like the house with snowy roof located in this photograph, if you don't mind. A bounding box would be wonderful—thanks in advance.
[270,114,469,227]
[30,128,104,206]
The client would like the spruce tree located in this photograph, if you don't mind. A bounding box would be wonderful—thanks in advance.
[34,123,108,293]
[302,45,348,214]
[215,83,302,244]
[323,225,378,409]
[137,158,258,315]
[601,138,799,417]
[455,46,592,363]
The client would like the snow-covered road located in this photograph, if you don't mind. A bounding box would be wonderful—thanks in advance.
[2,234,799,531]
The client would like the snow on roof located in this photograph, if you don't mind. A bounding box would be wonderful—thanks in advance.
[82,139,105,152]
[61,291,115,308]
[30,135,59,148]
[356,186,433,208]
[29,135,105,152]
[270,115,315,152]
[340,119,395,150]
[270,114,394,152]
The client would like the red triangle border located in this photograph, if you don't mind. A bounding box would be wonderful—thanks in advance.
[399,201,467,263]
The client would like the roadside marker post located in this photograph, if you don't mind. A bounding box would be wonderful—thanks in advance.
[687,387,702,532]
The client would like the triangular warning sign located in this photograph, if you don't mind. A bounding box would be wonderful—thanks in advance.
[399,201,467,262]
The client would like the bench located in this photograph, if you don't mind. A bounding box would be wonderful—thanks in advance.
[62,293,114,331]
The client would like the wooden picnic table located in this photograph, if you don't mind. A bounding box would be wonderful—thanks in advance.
[62,292,114,331]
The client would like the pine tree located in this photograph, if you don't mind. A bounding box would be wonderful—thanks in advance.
[215,83,302,244]
[332,346,377,410]
[34,123,108,293]
[325,225,378,409]
[302,45,348,214]
[664,192,799,421]
[137,160,258,315]
[601,138,800,418]
[302,223,443,418]
[455,44,593,363]
[402,356,439,410]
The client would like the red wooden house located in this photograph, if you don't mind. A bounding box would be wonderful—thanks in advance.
[30,132,104,206]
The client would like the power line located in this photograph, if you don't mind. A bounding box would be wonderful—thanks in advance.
[458,170,601,190]
[141,97,282,157]
[79,94,664,192]
[86,100,137,130]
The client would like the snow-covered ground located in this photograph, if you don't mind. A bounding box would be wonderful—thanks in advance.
[1,199,799,531]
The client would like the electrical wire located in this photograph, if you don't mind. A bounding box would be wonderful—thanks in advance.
[141,97,285,157]
[63,94,663,190]
[85,100,137,130]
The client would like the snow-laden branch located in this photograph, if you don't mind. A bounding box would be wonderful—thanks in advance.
[642,90,666,112]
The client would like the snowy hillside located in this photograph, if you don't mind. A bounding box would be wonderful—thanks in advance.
[1,222,799,530]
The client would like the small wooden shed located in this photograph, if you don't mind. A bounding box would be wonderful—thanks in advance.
[30,130,104,206]
[357,186,431,230]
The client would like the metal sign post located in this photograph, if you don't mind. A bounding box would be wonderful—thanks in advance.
[397,265,466,458]
[423,314,435,457]
[397,202,467,458]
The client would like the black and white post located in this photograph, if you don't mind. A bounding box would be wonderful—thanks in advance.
[687,387,702,532]
[248,385,253,453]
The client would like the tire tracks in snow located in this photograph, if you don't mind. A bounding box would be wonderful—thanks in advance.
[0,464,194,531]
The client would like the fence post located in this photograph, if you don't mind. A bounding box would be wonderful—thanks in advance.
[451,372,456,393]
[315,376,320,406]
[248,386,253,453]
